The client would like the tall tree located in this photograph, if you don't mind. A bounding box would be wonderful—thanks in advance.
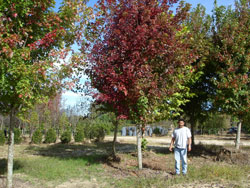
[180,4,213,145]
[85,0,198,169]
[0,0,92,187]
[211,0,249,149]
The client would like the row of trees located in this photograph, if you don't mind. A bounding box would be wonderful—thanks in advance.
[0,0,249,186]
[83,0,249,169]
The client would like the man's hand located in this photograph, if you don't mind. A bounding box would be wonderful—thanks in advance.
[188,145,191,152]
[169,146,173,152]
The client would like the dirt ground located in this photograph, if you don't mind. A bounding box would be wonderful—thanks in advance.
[0,135,249,188]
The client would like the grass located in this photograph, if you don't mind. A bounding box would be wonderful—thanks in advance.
[110,163,249,188]
[15,156,103,182]
[0,142,249,188]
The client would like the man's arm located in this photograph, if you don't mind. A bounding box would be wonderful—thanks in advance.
[169,137,175,151]
[188,137,192,151]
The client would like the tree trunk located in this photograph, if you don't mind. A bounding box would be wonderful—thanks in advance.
[0,117,3,130]
[137,124,142,170]
[112,119,118,158]
[235,121,242,150]
[190,119,196,146]
[7,109,14,188]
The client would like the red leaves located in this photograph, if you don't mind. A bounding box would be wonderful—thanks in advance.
[13,13,18,18]
[86,0,195,119]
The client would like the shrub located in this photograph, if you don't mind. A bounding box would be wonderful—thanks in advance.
[44,128,57,143]
[32,129,43,144]
[0,130,5,145]
[83,120,111,141]
[14,128,22,144]
[153,127,161,135]
[74,125,84,142]
[61,130,71,144]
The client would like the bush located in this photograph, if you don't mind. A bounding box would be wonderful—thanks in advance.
[14,128,22,144]
[74,125,84,142]
[83,120,112,142]
[61,130,71,144]
[32,129,43,144]
[0,130,5,145]
[153,127,161,135]
[44,128,57,143]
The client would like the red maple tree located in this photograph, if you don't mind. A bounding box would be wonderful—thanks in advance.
[86,0,196,121]
[85,0,197,168]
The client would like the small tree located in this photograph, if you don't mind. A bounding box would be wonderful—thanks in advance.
[44,128,57,144]
[13,128,22,144]
[74,125,85,142]
[31,129,43,144]
[61,129,72,144]
[0,130,5,145]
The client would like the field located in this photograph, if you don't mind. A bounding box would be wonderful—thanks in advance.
[0,135,249,188]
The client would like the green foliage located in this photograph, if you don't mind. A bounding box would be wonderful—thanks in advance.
[141,138,148,151]
[242,113,250,133]
[44,128,57,144]
[211,1,250,118]
[200,113,230,134]
[153,128,161,135]
[74,125,84,142]
[83,120,111,142]
[14,128,22,144]
[60,129,72,144]
[59,112,70,135]
[0,130,5,145]
[32,129,43,144]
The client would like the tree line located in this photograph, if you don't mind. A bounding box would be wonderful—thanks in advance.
[0,0,249,187]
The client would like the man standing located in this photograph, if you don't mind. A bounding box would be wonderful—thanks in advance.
[169,119,192,175]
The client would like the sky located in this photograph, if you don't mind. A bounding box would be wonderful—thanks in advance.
[57,0,235,109]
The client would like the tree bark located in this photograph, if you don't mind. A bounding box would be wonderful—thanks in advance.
[190,119,196,146]
[235,121,242,150]
[112,119,118,158]
[7,109,14,188]
[137,124,142,170]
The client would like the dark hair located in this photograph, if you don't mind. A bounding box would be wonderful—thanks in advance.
[178,119,185,124]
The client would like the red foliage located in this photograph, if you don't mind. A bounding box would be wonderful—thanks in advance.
[87,0,195,119]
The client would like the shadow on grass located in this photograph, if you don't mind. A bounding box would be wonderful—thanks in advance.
[147,146,172,155]
[0,158,24,175]
[148,144,224,158]
[24,141,137,164]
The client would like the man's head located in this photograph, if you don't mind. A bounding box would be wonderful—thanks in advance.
[178,119,185,127]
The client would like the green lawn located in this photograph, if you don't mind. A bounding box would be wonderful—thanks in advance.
[0,142,249,188]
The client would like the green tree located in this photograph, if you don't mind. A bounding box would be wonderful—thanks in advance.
[44,128,57,143]
[74,124,84,142]
[29,111,39,138]
[211,0,249,149]
[0,130,5,145]
[60,129,72,144]
[59,112,70,136]
[0,0,92,186]
[181,4,213,145]
[31,128,43,144]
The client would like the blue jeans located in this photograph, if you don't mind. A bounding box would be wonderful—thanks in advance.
[174,147,187,174]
